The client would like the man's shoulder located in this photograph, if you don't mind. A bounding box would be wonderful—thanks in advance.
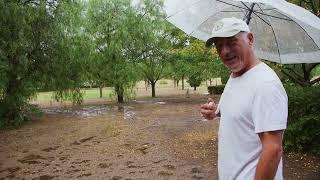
[250,63,282,84]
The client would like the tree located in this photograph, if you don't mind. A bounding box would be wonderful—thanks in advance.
[187,71,203,90]
[170,38,229,91]
[167,29,191,89]
[49,1,90,104]
[168,51,190,89]
[87,0,139,102]
[289,0,319,16]
[125,0,174,97]
[0,0,88,127]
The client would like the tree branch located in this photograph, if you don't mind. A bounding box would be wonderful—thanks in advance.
[305,63,320,72]
[281,69,306,86]
[283,66,304,81]
[311,76,320,84]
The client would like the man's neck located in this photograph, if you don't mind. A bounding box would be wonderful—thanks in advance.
[232,58,261,78]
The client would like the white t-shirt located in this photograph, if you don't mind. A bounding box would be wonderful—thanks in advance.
[217,63,288,180]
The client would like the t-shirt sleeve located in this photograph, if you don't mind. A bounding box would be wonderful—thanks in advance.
[252,81,288,133]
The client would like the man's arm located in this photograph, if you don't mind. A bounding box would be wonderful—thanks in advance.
[254,130,284,180]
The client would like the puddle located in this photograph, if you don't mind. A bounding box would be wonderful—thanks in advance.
[42,105,136,120]
[133,100,167,105]
[116,106,136,120]
[155,102,166,105]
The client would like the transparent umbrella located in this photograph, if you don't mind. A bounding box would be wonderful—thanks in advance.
[164,0,320,64]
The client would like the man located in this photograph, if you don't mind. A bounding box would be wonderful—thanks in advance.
[200,17,288,180]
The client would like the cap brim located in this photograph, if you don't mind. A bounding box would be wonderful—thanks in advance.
[205,37,215,47]
[205,30,244,48]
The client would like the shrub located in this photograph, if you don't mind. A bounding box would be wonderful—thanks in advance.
[283,84,320,155]
[187,75,203,90]
[159,80,168,85]
[207,85,225,95]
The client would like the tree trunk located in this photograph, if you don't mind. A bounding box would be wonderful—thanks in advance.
[2,56,22,126]
[151,82,156,98]
[3,77,20,123]
[182,75,185,90]
[115,85,124,103]
[145,80,148,91]
[194,86,196,91]
[117,93,124,103]
[99,86,103,98]
[209,79,212,85]
[176,79,179,87]
[302,64,312,86]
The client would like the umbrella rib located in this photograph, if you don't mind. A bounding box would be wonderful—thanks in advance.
[259,8,276,11]
[165,0,203,19]
[257,4,320,52]
[251,11,272,27]
[241,2,292,22]
[256,3,282,63]
[241,1,256,22]
[217,0,248,11]
[188,13,215,37]
[285,20,320,51]
[221,10,244,13]
[187,0,247,37]
[249,4,272,26]
[253,11,293,21]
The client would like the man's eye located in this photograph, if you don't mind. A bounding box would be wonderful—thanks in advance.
[231,39,238,44]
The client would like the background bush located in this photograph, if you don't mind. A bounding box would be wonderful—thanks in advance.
[207,85,225,95]
[284,84,320,155]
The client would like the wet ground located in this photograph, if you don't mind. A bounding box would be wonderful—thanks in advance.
[0,92,319,179]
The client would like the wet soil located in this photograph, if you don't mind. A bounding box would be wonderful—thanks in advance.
[0,92,319,179]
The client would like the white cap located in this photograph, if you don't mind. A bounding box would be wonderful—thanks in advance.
[205,17,250,47]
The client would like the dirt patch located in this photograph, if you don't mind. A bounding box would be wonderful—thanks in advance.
[1,91,319,179]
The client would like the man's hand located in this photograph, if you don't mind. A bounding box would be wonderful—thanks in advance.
[200,97,217,120]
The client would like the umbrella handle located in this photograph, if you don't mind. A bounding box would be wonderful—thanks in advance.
[244,3,256,25]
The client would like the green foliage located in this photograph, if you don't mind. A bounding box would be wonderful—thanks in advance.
[187,71,203,90]
[0,1,88,127]
[211,58,230,84]
[283,84,320,155]
[126,0,174,97]
[169,39,230,87]
[311,65,320,77]
[159,80,168,85]
[87,0,140,102]
[288,0,319,16]
[0,1,54,126]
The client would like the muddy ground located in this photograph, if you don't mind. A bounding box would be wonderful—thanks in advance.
[0,89,319,180]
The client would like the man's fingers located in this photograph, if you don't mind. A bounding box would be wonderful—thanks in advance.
[200,109,214,114]
[207,97,216,106]
[200,98,217,120]
[201,104,214,110]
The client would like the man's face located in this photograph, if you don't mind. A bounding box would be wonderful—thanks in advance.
[213,32,253,75]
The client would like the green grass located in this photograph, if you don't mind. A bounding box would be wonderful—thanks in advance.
[36,88,114,101]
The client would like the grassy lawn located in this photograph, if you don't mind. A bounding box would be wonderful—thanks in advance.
[35,79,215,101]
[36,88,114,101]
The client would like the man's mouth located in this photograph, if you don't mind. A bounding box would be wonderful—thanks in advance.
[225,56,236,63]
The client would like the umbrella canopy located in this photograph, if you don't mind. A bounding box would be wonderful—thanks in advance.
[164,0,320,64]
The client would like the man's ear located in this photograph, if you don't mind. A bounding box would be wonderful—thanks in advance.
[247,32,254,46]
